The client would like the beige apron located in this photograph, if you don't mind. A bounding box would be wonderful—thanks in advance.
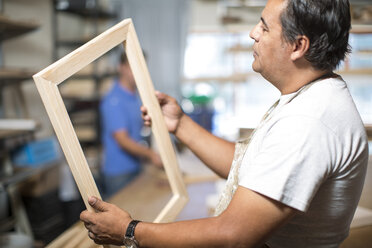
[214,138,251,216]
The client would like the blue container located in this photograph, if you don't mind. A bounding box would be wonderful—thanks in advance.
[189,105,214,132]
[12,137,61,167]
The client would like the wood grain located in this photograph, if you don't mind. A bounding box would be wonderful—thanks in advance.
[125,22,188,223]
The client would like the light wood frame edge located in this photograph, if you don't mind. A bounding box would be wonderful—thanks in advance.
[33,18,188,228]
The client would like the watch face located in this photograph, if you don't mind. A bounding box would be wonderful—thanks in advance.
[123,238,137,248]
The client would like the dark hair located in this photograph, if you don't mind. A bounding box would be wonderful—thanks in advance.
[280,0,351,71]
[120,52,129,65]
[119,51,147,65]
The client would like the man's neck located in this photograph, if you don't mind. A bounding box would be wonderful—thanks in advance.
[276,68,332,95]
[119,77,136,93]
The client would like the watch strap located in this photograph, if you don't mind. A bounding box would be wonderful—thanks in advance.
[125,220,141,238]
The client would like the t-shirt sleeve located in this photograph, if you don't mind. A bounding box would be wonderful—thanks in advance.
[239,116,335,212]
[101,97,129,134]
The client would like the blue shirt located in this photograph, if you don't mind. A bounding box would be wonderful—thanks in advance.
[100,81,143,176]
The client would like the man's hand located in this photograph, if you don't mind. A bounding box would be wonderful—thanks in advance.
[149,151,163,168]
[141,91,184,134]
[80,196,132,245]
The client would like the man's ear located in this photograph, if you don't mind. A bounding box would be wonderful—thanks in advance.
[290,35,310,61]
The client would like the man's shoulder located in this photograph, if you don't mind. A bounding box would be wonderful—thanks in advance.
[288,77,350,115]
[282,77,365,138]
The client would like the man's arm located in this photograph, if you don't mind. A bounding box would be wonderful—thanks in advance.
[142,92,235,179]
[114,130,162,167]
[136,187,296,247]
[81,186,297,247]
[175,114,235,179]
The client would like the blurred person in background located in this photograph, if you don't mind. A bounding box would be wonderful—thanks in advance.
[100,52,162,198]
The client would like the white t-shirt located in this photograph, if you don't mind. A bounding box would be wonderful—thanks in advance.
[239,76,369,248]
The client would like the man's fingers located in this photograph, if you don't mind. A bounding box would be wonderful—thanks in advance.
[141,112,151,122]
[141,106,152,127]
[88,196,109,212]
[80,210,93,223]
[88,232,103,245]
[88,231,95,240]
[155,91,167,104]
[88,230,112,245]
[140,106,147,114]
[84,221,92,229]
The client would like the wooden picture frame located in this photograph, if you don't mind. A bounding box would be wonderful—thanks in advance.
[33,19,188,224]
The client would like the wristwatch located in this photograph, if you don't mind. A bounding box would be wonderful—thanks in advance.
[123,220,141,248]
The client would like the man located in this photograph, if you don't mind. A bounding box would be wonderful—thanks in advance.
[100,52,162,198]
[81,0,369,247]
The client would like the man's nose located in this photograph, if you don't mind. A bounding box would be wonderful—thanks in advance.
[249,24,260,42]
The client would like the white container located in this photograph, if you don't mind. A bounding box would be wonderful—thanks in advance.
[0,233,32,248]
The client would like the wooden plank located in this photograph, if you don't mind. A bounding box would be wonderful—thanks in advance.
[33,18,188,246]
[34,19,131,85]
[33,76,100,211]
[125,23,188,223]
[34,76,108,248]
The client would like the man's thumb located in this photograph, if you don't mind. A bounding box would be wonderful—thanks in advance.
[88,196,108,212]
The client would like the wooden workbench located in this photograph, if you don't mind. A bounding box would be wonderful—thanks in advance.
[46,166,172,248]
[47,151,219,248]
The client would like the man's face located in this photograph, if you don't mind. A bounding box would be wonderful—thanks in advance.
[249,0,290,80]
[119,62,136,87]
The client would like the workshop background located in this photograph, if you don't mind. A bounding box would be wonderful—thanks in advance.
[0,0,371,247]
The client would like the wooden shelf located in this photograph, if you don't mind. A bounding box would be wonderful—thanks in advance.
[62,94,100,102]
[0,119,40,140]
[0,129,34,140]
[0,160,60,187]
[355,49,372,55]
[351,24,372,34]
[52,2,118,149]
[56,38,123,49]
[0,15,39,41]
[75,126,96,142]
[0,68,35,85]
[0,119,38,130]
[184,73,253,83]
[71,71,117,80]
[336,68,372,75]
[227,44,253,53]
[56,7,116,20]
[70,110,96,125]
[56,39,90,48]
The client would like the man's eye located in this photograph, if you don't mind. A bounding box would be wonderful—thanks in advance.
[260,23,268,32]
